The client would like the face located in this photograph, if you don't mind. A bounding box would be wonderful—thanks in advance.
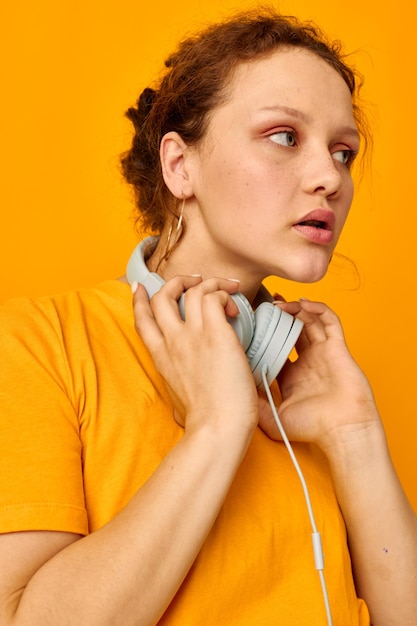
[183,47,360,287]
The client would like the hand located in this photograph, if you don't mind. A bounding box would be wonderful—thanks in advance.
[132,276,259,439]
[264,299,380,454]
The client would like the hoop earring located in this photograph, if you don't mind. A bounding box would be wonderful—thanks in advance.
[164,196,185,261]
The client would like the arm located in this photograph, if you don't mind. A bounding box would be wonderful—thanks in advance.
[271,299,417,625]
[1,426,251,626]
[326,415,417,626]
[0,277,259,626]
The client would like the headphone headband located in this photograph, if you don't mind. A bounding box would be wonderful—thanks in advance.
[126,236,164,298]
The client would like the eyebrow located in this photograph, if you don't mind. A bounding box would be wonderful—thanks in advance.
[259,104,311,122]
[258,104,360,142]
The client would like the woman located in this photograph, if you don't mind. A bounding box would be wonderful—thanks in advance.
[0,8,416,625]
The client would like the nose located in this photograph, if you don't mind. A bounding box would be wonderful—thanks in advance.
[301,149,343,198]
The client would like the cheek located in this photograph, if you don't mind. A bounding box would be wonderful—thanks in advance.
[344,179,355,215]
[205,160,256,206]
[194,143,292,222]
[335,180,354,236]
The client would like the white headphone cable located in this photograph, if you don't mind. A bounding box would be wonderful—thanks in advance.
[261,365,333,626]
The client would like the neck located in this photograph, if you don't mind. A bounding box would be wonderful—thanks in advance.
[146,233,265,304]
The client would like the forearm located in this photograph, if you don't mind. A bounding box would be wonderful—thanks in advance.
[10,425,253,626]
[327,420,417,626]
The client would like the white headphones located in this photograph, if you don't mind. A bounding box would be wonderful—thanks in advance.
[126,236,303,389]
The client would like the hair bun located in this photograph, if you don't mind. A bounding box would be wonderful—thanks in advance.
[125,87,157,131]
[138,87,157,116]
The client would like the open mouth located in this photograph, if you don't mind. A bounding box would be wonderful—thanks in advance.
[293,213,334,245]
[293,209,335,244]
[297,219,330,230]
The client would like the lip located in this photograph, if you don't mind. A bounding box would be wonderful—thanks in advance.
[292,208,336,245]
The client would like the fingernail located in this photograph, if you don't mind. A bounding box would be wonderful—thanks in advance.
[190,274,202,278]
[131,281,139,294]
[226,278,240,283]
[299,297,310,301]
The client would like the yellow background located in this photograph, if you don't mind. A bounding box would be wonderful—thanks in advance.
[1,1,416,510]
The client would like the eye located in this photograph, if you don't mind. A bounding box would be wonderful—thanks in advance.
[333,149,356,166]
[269,130,297,147]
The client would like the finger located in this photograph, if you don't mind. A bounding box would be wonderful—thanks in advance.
[148,274,203,329]
[198,291,243,340]
[181,277,241,321]
[150,276,241,334]
[273,292,287,303]
[132,282,164,347]
[297,299,344,341]
[151,274,203,307]
[274,299,329,347]
[272,300,302,315]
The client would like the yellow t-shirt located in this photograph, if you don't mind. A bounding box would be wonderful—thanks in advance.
[0,281,370,625]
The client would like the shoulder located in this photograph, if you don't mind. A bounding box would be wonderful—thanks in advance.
[0,280,132,338]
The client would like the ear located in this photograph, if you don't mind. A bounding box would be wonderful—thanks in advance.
[160,131,193,198]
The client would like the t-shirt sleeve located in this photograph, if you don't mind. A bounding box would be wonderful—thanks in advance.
[0,297,88,535]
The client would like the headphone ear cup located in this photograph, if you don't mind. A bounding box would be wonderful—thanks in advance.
[248,303,303,389]
[246,302,282,382]
[227,292,256,352]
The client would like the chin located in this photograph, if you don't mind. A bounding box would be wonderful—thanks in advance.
[280,258,331,284]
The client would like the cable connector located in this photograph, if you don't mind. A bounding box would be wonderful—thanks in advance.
[312,532,324,571]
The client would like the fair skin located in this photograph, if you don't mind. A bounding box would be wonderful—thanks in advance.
[0,47,416,626]
[151,47,359,295]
